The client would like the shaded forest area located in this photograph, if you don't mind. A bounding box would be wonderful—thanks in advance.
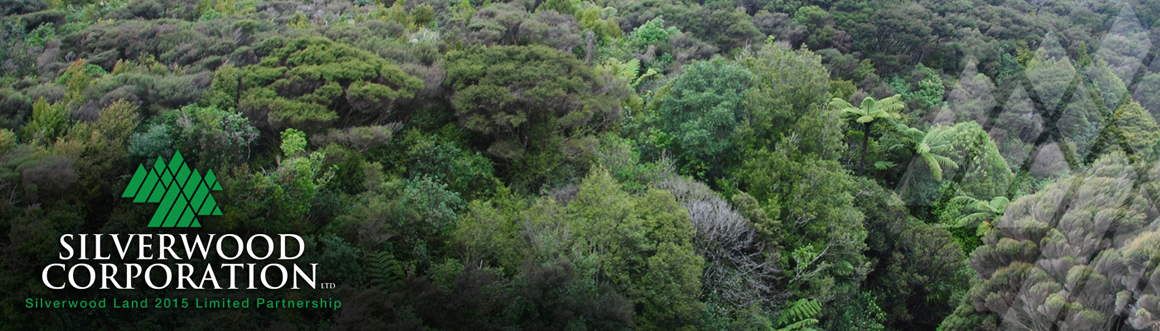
[3,0,1160,329]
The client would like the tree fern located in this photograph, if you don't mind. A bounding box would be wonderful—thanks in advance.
[776,318,820,331]
[632,68,658,88]
[775,298,822,331]
[621,58,641,80]
[947,195,1009,237]
[367,251,405,290]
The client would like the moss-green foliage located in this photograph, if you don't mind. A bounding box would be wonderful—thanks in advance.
[628,16,678,49]
[40,56,216,117]
[738,146,869,304]
[0,128,15,154]
[730,40,874,321]
[7,0,1160,329]
[224,128,334,232]
[280,127,307,157]
[445,44,624,190]
[23,96,68,142]
[454,168,703,329]
[390,129,499,200]
[596,15,713,78]
[889,64,944,114]
[1092,100,1160,159]
[200,62,242,111]
[239,37,423,131]
[538,0,574,15]
[333,162,464,268]
[738,41,834,155]
[606,0,756,53]
[574,5,623,43]
[461,3,525,46]
[59,17,272,70]
[60,99,139,217]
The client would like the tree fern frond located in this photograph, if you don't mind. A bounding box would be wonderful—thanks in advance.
[922,153,944,181]
[859,96,877,111]
[874,161,897,170]
[931,154,957,169]
[776,298,822,328]
[368,251,405,290]
[632,68,658,87]
[954,212,991,228]
[775,318,819,331]
[829,97,854,110]
[989,196,1010,211]
[949,195,980,206]
[622,58,641,80]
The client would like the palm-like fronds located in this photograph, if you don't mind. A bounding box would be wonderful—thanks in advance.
[599,57,657,88]
[830,95,905,175]
[918,127,958,181]
[949,195,1009,228]
[632,68,658,88]
[368,251,405,290]
[891,123,962,198]
[775,298,823,331]
[890,122,958,181]
[620,58,640,80]
[830,95,905,124]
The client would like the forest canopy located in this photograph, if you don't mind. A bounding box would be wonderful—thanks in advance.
[3,0,1160,330]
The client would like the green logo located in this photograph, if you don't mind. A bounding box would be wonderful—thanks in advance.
[121,151,222,227]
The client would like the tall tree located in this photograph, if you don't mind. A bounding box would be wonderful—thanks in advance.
[890,122,958,199]
[829,94,904,175]
[444,45,627,189]
[648,58,754,180]
[733,41,870,315]
[739,39,837,158]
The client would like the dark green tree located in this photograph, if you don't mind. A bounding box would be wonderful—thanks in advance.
[647,58,753,180]
[444,45,626,189]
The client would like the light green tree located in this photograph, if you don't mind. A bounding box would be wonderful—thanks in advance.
[739,40,834,157]
[453,168,703,329]
[947,195,1009,236]
[226,128,334,232]
[829,95,904,175]
[890,122,958,198]
[734,40,869,309]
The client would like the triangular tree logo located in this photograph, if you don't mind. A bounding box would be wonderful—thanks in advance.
[121,151,222,227]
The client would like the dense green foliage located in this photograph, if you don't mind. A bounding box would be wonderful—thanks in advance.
[3,0,1160,329]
